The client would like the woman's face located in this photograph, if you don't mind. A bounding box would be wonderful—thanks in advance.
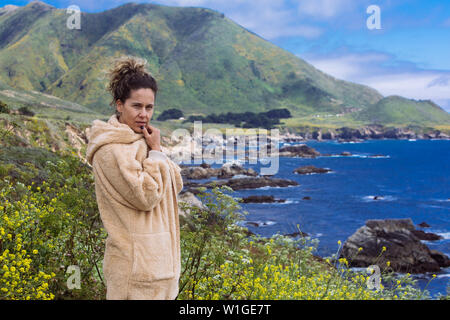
[116,88,155,133]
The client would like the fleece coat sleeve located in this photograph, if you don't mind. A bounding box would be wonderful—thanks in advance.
[93,145,174,212]
[167,156,184,195]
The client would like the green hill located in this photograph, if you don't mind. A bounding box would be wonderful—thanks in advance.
[353,96,450,126]
[0,1,382,116]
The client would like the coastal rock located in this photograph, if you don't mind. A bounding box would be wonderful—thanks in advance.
[181,166,217,180]
[418,222,431,228]
[185,176,299,191]
[181,163,258,180]
[384,128,417,139]
[341,151,352,156]
[284,231,309,238]
[241,195,285,203]
[278,144,321,158]
[340,218,450,273]
[218,162,258,179]
[293,165,331,175]
[321,130,336,140]
[410,229,443,241]
[437,132,450,139]
[245,221,275,228]
[280,133,305,142]
[430,250,450,268]
[177,192,205,217]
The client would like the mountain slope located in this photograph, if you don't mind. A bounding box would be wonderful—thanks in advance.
[353,96,450,125]
[0,2,382,117]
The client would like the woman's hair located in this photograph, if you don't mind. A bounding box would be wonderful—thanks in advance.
[107,56,158,115]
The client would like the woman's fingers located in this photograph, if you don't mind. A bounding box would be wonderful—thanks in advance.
[147,124,158,134]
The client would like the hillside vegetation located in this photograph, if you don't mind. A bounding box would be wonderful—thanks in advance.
[0,109,441,299]
[353,96,450,126]
[1,2,380,116]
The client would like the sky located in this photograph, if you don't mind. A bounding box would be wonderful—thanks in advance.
[4,0,450,112]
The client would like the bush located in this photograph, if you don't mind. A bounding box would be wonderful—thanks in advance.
[18,106,34,117]
[157,109,184,121]
[0,101,10,114]
[0,155,106,300]
[178,187,433,300]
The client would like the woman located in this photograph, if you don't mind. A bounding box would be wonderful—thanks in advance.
[86,57,183,300]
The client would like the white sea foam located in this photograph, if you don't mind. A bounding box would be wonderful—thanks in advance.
[231,174,250,179]
[437,232,450,240]
[328,154,390,159]
[246,220,276,227]
[253,185,298,191]
[361,195,397,202]
[244,200,299,205]
[276,200,299,205]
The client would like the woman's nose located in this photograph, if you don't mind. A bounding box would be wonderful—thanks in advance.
[138,109,150,118]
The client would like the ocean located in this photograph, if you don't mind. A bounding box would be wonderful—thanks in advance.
[230,139,449,298]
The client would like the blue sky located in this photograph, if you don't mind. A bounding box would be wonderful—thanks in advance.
[4,0,450,111]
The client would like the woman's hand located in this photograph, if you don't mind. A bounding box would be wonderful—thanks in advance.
[142,124,162,152]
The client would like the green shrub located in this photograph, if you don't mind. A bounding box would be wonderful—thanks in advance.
[157,108,184,121]
[0,101,10,114]
[178,187,433,300]
[18,106,34,117]
[0,155,106,300]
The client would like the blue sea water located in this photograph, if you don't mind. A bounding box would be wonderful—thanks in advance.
[229,139,449,298]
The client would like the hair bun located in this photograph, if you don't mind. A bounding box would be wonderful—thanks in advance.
[114,56,147,77]
[107,56,157,107]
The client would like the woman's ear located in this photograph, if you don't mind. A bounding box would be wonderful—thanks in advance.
[116,99,123,113]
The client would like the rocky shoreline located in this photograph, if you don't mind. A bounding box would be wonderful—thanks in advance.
[281,125,450,142]
[174,134,449,279]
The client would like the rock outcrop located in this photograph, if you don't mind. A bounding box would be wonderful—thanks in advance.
[278,144,321,158]
[293,165,331,175]
[280,125,450,142]
[241,195,285,203]
[340,219,450,273]
[177,191,205,217]
[180,163,258,180]
[185,176,299,192]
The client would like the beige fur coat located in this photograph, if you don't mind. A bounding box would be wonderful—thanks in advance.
[86,114,183,300]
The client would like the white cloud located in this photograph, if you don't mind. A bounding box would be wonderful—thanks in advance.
[302,50,450,112]
[59,0,320,39]
[159,0,324,39]
[297,0,355,19]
